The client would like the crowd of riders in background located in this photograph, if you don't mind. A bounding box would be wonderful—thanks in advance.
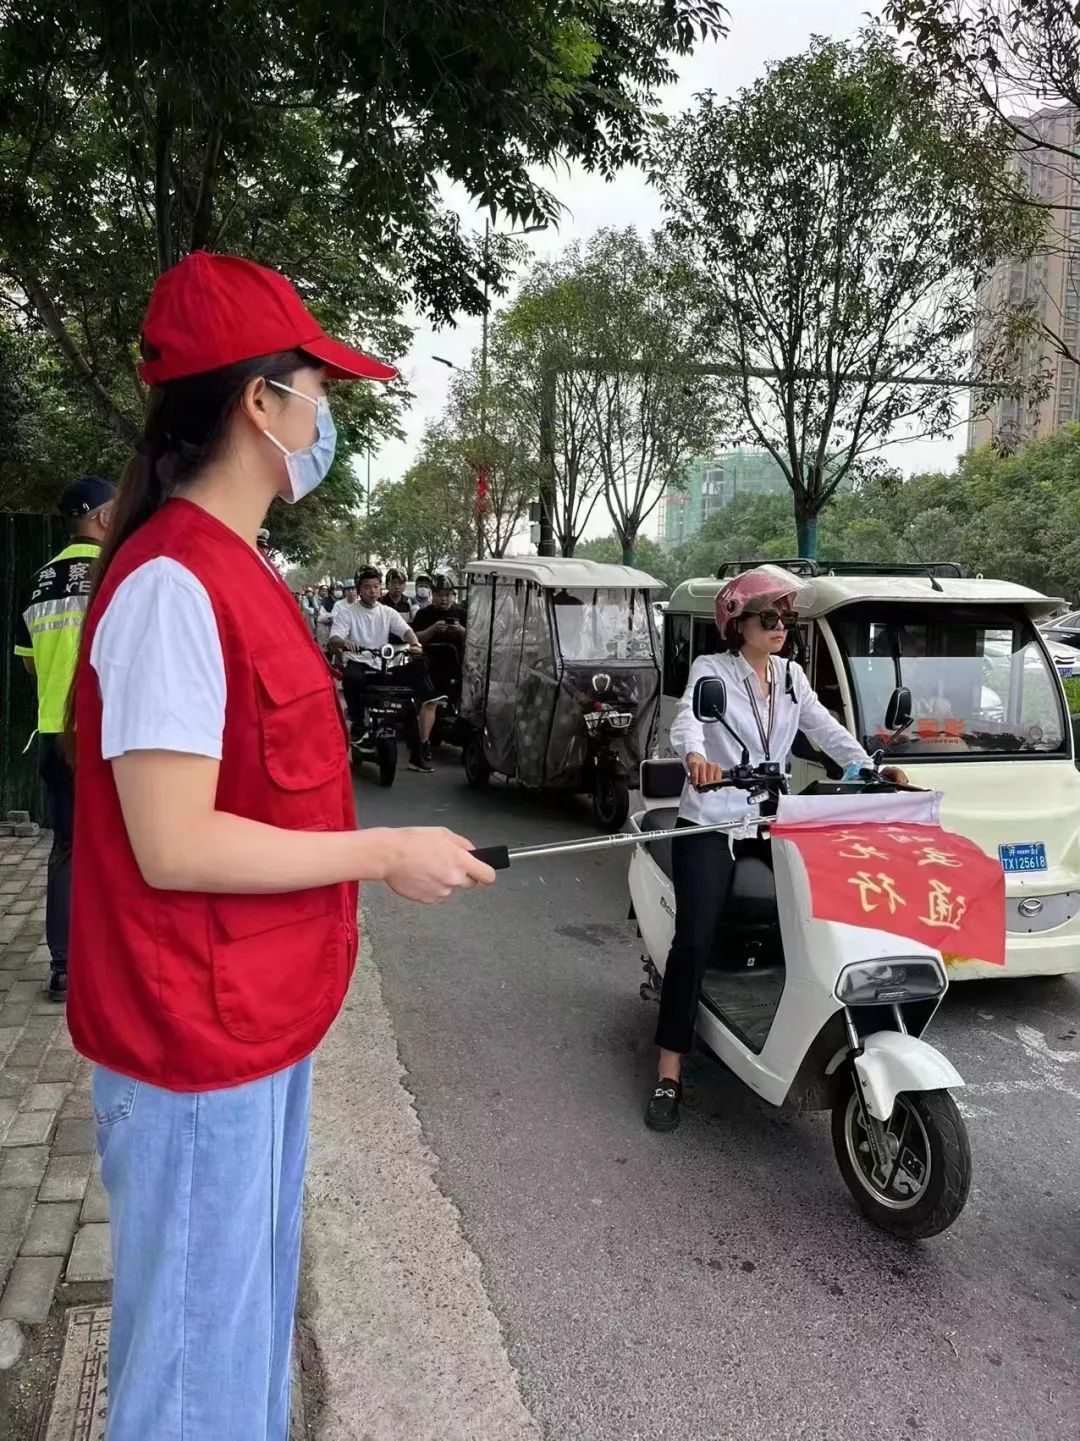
[288,559,465,774]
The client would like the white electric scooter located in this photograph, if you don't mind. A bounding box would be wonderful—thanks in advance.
[626,676,972,1239]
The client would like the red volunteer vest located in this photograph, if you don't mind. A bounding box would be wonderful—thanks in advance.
[68,499,358,1091]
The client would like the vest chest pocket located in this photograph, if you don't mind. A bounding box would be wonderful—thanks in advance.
[252,646,343,790]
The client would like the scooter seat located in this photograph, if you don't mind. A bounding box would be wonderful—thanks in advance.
[639,806,680,880]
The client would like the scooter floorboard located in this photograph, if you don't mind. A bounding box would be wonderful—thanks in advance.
[701,965,785,1054]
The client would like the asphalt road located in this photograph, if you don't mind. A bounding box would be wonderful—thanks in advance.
[347,753,1079,1441]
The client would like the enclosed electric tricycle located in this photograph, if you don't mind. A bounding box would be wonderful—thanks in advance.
[461,558,664,830]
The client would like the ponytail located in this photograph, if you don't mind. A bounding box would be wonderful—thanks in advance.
[90,346,311,599]
[67,345,314,759]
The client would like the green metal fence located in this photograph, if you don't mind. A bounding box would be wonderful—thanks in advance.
[1,512,68,821]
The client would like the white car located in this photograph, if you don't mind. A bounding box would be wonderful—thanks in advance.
[1040,614,1080,678]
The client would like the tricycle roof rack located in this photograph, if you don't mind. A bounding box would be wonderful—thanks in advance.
[465,556,664,590]
[716,559,966,580]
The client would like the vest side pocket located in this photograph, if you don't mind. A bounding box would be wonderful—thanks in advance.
[252,646,343,791]
[209,887,340,1043]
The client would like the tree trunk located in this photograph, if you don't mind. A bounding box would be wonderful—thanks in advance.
[621,539,636,566]
[154,93,175,273]
[796,513,818,559]
[190,116,223,252]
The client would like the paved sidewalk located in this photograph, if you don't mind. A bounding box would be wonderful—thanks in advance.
[0,820,111,1438]
[0,820,309,1440]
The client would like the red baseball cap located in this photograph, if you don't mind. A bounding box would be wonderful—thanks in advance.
[137,251,397,386]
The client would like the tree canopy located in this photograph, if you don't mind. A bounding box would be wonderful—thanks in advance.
[0,0,728,552]
[644,425,1080,602]
[651,31,1041,557]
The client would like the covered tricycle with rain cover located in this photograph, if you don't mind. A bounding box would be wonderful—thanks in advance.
[461,557,664,830]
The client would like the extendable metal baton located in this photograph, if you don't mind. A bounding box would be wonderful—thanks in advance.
[471,818,746,872]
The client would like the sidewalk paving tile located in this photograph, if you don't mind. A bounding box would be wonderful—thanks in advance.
[38,1153,93,1204]
[80,1173,109,1225]
[38,1050,78,1083]
[26,1082,70,1112]
[5,1039,47,1070]
[21,1202,80,1257]
[1,1110,55,1146]
[52,1118,94,1156]
[0,1255,64,1322]
[0,1189,36,1271]
[0,1146,49,1189]
[66,1223,111,1283]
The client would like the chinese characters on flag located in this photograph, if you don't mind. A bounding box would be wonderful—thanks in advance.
[770,822,1006,966]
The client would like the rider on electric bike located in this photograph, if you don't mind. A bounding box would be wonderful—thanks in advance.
[645,565,909,1132]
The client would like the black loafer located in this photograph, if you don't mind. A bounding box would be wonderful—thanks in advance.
[645,1077,682,1132]
[47,970,67,1003]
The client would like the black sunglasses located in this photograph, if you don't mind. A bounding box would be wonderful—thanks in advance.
[754,608,799,631]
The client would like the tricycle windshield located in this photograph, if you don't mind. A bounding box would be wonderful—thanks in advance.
[829,603,1068,758]
[552,587,656,664]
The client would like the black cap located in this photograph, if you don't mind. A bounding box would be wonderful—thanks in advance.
[57,476,116,518]
[433,574,457,593]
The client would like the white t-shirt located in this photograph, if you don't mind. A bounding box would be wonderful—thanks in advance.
[329,601,411,665]
[90,557,227,760]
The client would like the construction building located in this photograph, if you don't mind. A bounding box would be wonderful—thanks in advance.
[969,106,1080,448]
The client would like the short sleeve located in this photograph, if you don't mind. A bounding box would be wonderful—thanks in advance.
[330,602,351,641]
[89,558,226,761]
[387,606,410,640]
[13,607,32,655]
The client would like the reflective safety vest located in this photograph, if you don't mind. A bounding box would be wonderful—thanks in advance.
[14,541,101,735]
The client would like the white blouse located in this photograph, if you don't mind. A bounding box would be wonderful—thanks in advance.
[669,650,872,826]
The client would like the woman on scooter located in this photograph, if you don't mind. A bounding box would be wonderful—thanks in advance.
[645,564,908,1131]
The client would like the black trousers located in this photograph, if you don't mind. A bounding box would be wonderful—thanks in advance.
[39,733,73,976]
[341,660,432,755]
[655,820,753,1055]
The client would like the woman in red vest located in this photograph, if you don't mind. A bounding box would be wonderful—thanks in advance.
[68,253,496,1441]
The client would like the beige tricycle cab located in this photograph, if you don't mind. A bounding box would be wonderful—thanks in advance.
[658,560,1080,980]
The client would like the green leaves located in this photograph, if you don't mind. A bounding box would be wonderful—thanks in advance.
[1,0,726,515]
[652,31,1041,551]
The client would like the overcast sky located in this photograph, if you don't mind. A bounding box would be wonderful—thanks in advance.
[369,0,965,540]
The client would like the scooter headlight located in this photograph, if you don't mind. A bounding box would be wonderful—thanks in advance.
[835,958,947,1006]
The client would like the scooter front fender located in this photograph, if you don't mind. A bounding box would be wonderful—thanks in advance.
[854,1031,964,1122]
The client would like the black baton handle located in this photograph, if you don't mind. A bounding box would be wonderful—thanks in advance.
[471,845,511,871]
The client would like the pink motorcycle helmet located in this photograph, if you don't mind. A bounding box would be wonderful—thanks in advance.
[715,565,806,648]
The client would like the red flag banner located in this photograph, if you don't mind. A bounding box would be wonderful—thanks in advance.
[770,821,1006,966]
[466,460,492,515]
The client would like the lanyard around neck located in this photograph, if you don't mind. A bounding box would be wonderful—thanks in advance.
[742,661,774,760]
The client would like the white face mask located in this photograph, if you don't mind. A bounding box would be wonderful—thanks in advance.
[416,587,431,603]
[264,380,337,504]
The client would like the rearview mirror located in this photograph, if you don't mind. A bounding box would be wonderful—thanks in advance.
[693,677,727,722]
[885,686,912,730]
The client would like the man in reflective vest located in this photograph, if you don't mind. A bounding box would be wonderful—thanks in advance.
[14,476,115,999]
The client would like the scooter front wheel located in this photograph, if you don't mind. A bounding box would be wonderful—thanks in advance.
[831,1082,971,1239]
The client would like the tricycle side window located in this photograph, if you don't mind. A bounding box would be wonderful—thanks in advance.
[522,582,554,674]
[461,579,493,719]
[830,603,1067,759]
